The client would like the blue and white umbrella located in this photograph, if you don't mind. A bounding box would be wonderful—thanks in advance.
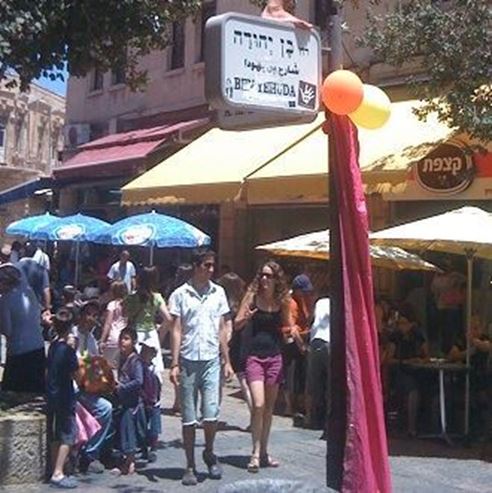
[89,211,210,265]
[6,212,60,237]
[32,213,110,285]
[31,213,109,242]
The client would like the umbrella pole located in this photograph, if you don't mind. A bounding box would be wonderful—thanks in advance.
[149,244,154,266]
[75,241,80,287]
[464,250,474,437]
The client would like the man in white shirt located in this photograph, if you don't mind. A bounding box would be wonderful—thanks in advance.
[107,250,136,294]
[33,242,51,271]
[305,295,330,431]
[169,248,233,486]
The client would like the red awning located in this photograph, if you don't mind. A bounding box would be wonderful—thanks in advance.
[55,118,208,180]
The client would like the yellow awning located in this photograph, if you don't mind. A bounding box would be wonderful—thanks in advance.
[245,100,456,204]
[121,115,324,205]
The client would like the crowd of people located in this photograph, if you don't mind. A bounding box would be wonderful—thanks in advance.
[0,243,331,488]
[376,263,492,440]
[1,238,490,488]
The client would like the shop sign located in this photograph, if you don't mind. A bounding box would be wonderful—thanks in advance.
[205,13,321,128]
[415,142,475,195]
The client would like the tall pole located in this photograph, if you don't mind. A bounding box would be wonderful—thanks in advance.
[464,250,474,436]
[74,240,80,287]
[325,1,346,490]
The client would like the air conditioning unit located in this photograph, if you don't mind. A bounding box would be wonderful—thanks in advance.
[64,123,91,149]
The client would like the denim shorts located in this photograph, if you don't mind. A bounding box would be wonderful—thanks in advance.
[47,407,76,446]
[180,357,220,426]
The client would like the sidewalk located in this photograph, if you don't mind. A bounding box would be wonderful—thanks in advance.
[1,376,491,493]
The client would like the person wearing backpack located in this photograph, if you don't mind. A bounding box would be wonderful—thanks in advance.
[114,327,147,475]
[140,339,161,461]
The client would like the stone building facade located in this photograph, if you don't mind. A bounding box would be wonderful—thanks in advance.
[0,76,65,238]
[59,0,419,273]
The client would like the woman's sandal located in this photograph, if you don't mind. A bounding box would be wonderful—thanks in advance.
[260,454,280,468]
[247,455,260,473]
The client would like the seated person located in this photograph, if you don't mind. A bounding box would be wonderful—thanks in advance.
[387,305,429,437]
[374,296,395,399]
[448,315,491,437]
[72,300,113,474]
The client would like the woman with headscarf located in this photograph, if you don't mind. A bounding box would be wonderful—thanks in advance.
[0,263,46,392]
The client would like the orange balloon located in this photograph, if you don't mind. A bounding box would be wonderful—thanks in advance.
[322,70,364,115]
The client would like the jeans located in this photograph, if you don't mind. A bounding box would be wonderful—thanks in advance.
[306,340,330,425]
[180,357,220,426]
[77,392,113,460]
[119,405,147,455]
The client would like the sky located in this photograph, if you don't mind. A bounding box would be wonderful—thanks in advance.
[34,68,68,96]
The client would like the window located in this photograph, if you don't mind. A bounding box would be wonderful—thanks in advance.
[91,67,104,91]
[170,21,185,70]
[14,116,26,154]
[195,0,216,63]
[314,0,329,31]
[111,66,126,85]
[90,122,108,141]
[111,53,126,85]
[37,123,46,160]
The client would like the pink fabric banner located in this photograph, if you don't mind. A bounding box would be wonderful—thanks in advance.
[329,114,392,493]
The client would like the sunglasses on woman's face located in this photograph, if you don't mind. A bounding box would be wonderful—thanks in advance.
[260,271,273,279]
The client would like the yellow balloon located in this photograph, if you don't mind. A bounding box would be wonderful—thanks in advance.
[349,84,391,129]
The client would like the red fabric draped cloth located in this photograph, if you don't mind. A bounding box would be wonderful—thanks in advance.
[330,114,392,493]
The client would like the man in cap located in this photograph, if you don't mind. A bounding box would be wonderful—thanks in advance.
[284,273,314,421]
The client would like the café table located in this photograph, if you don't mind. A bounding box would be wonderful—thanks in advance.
[403,359,468,445]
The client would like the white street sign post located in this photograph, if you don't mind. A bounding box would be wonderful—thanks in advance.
[205,13,321,130]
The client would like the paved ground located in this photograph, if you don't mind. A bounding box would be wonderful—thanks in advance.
[1,375,491,493]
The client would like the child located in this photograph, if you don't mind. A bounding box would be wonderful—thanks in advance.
[99,281,128,369]
[114,327,146,475]
[140,340,162,459]
[62,285,81,323]
[71,300,100,357]
[46,308,79,489]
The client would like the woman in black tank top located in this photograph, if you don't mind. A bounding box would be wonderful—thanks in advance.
[235,260,293,472]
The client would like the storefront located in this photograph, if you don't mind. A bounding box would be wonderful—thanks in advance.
[375,134,492,304]
[54,118,209,221]
[383,136,492,218]
[122,100,471,278]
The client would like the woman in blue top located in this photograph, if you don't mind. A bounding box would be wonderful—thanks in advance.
[0,263,46,393]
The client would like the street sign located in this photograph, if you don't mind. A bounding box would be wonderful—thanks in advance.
[205,12,321,128]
